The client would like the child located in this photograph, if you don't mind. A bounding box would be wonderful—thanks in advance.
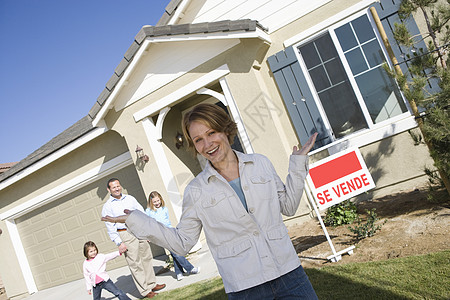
[146,191,200,281]
[82,241,131,300]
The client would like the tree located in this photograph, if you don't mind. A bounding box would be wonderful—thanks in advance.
[385,0,449,196]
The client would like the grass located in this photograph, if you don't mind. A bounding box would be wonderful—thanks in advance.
[148,250,450,299]
[307,250,450,299]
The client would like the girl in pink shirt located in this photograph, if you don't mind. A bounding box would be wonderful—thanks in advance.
[82,241,131,300]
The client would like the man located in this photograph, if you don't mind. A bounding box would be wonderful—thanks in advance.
[102,178,165,298]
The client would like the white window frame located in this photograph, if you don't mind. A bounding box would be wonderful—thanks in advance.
[291,9,415,155]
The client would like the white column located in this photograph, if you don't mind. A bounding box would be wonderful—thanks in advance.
[6,219,38,294]
[141,117,184,222]
[219,77,254,154]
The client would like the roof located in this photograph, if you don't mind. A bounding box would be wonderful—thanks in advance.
[0,116,94,182]
[0,162,17,175]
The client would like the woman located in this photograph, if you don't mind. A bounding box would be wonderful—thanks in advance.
[103,103,318,299]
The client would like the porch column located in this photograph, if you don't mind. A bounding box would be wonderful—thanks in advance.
[141,116,184,221]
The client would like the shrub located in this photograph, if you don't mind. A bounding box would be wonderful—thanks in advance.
[348,208,387,240]
[323,200,358,227]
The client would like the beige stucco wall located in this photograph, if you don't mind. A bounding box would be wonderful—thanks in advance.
[356,129,434,200]
[0,131,130,215]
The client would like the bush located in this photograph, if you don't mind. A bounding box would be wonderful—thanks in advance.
[348,208,387,240]
[323,200,358,227]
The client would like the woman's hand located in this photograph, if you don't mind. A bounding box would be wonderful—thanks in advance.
[292,132,318,155]
[101,209,132,223]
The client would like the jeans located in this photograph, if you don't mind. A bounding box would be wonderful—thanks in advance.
[227,265,318,300]
[92,279,131,300]
[170,251,194,276]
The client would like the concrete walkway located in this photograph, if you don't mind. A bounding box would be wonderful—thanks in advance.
[23,241,219,300]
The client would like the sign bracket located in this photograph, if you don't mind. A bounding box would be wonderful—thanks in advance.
[304,184,355,262]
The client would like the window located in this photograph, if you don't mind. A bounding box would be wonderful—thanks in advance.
[296,13,407,141]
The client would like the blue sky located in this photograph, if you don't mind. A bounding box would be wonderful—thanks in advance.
[0,0,170,163]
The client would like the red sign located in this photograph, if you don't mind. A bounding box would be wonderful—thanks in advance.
[306,148,375,210]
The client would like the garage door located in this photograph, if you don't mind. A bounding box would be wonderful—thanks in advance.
[15,165,162,290]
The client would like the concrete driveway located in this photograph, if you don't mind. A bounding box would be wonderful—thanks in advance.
[23,241,219,300]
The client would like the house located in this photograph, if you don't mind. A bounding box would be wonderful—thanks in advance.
[0,0,434,298]
[0,163,17,175]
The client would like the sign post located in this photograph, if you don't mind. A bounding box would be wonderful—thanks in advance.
[305,147,375,262]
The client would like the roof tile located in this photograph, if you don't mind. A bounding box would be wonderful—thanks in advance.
[189,22,210,34]
[208,20,231,32]
[114,58,129,76]
[156,13,171,27]
[153,25,172,36]
[135,25,153,44]
[105,73,121,91]
[124,41,140,61]
[88,102,102,120]
[97,88,111,105]
[165,0,182,15]
[170,23,190,35]
[230,19,256,31]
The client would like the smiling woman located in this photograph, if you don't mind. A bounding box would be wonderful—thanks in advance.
[102,103,318,299]
[184,111,238,180]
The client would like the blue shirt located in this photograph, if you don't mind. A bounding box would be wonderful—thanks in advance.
[228,177,248,211]
[146,206,172,228]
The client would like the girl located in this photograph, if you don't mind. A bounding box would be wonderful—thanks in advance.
[145,191,200,281]
[82,241,131,300]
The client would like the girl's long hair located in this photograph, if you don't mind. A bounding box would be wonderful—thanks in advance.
[148,191,165,211]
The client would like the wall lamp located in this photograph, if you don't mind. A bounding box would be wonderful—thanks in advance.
[135,145,149,162]
[175,132,184,149]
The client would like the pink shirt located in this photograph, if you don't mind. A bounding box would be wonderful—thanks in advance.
[83,251,121,291]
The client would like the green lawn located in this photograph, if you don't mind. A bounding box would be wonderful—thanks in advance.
[149,250,450,300]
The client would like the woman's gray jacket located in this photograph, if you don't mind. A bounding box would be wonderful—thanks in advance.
[125,151,309,293]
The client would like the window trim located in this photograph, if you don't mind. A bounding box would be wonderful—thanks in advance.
[289,9,415,155]
[328,21,376,127]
